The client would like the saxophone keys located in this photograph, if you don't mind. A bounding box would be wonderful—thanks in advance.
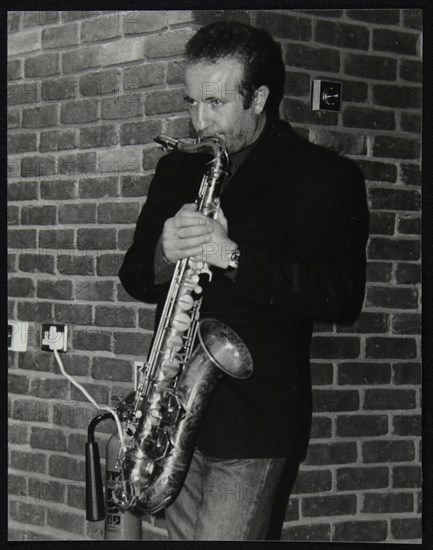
[194,285,203,294]
[171,312,191,331]
[178,294,194,311]
[126,425,136,436]
[161,358,181,378]
[167,334,183,349]
[149,394,162,425]
[155,379,173,393]
[149,412,161,426]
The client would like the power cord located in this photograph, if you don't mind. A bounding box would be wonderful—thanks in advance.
[46,327,124,445]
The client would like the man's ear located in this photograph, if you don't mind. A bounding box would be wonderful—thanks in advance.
[254,85,270,114]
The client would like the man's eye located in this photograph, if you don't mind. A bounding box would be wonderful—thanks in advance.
[212,99,222,106]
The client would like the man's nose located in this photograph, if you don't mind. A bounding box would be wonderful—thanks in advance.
[195,103,211,133]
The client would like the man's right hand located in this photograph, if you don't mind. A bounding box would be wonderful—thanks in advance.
[161,203,214,263]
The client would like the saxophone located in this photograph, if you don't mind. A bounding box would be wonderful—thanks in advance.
[111,135,253,514]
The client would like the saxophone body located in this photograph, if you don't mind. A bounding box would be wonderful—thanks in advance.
[112,135,253,514]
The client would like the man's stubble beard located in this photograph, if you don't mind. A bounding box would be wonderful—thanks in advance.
[226,116,260,154]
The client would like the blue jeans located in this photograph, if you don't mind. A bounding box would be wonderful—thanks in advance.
[164,448,287,540]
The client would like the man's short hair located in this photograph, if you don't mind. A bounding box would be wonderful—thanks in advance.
[185,21,285,119]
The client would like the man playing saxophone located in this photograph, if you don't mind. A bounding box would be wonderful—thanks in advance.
[119,21,369,540]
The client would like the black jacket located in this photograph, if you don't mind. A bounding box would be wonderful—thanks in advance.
[119,119,369,458]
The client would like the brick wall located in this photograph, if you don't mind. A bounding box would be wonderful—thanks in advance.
[7,9,422,542]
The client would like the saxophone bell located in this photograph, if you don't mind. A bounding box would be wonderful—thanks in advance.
[196,318,253,379]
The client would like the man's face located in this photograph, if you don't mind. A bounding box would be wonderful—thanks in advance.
[184,57,265,154]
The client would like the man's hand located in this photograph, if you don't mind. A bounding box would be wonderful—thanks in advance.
[161,203,237,269]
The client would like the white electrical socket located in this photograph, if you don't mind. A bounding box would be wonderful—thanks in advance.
[8,321,29,352]
[41,324,68,352]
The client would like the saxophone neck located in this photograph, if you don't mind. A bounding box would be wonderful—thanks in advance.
[154,135,229,171]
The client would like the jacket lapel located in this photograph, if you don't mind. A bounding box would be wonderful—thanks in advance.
[220,119,298,214]
[179,119,301,212]
[221,154,274,214]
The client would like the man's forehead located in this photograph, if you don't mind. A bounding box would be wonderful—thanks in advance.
[184,57,244,86]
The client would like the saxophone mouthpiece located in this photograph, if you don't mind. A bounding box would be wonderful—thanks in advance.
[154,135,179,151]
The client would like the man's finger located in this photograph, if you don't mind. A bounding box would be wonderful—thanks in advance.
[172,234,212,250]
[177,209,209,220]
[173,215,212,229]
[165,245,208,263]
[178,225,213,239]
[181,246,208,260]
[218,207,227,223]
[179,203,198,213]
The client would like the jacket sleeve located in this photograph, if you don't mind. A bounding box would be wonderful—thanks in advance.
[230,157,369,324]
[118,154,175,303]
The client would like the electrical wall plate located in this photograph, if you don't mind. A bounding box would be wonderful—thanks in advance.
[311,79,342,112]
[8,321,29,352]
[41,323,68,352]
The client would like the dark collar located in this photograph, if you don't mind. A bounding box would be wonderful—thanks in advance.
[227,119,267,180]
[220,118,300,213]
